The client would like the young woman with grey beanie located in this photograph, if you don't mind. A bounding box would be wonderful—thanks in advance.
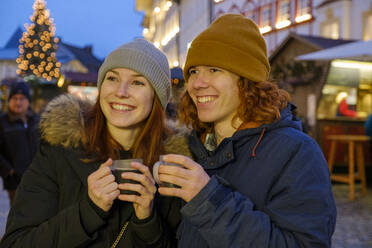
[0,38,180,247]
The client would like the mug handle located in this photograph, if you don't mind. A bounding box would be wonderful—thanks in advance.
[152,161,161,185]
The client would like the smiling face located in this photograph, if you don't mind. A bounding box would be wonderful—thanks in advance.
[187,65,241,127]
[99,68,155,132]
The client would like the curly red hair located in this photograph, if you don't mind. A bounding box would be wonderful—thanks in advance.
[178,78,290,136]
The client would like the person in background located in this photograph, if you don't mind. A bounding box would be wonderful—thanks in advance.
[336,90,357,117]
[0,81,39,205]
[0,39,178,247]
[157,14,337,247]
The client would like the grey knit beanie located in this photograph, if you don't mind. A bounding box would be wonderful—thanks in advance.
[97,38,171,108]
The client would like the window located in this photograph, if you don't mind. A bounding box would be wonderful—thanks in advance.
[260,5,272,33]
[363,14,372,40]
[278,0,290,22]
[295,0,311,22]
[261,5,271,27]
[276,0,291,29]
[297,0,310,16]
[322,20,339,39]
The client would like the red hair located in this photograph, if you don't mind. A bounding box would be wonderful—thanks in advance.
[83,95,167,167]
[178,78,290,136]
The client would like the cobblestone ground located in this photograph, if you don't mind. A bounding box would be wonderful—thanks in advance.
[332,184,372,248]
[0,179,370,247]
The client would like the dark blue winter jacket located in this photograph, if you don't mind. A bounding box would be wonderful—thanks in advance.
[176,105,337,248]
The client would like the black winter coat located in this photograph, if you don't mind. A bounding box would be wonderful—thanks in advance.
[0,94,189,247]
[0,111,39,190]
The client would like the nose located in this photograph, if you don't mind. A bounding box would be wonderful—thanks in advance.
[116,81,130,98]
[190,71,209,89]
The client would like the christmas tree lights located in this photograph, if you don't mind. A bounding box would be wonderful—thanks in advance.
[16,0,61,81]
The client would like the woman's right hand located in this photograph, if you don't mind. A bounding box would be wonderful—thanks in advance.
[87,158,120,212]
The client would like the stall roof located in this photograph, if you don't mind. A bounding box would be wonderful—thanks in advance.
[269,33,355,62]
[296,40,372,61]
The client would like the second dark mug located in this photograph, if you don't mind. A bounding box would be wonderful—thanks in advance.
[153,155,182,188]
[112,159,143,195]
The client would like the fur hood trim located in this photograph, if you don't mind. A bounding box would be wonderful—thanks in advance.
[164,128,193,158]
[40,94,193,157]
[40,94,92,148]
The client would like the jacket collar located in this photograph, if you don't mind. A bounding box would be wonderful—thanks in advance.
[188,103,302,168]
[188,130,235,170]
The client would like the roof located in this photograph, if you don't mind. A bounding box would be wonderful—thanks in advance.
[295,34,355,49]
[269,32,356,62]
[55,43,76,64]
[0,27,102,73]
[64,71,98,83]
[297,40,372,61]
[4,27,23,48]
[0,49,19,60]
[61,42,102,72]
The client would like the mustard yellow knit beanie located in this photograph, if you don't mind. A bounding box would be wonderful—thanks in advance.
[184,14,270,83]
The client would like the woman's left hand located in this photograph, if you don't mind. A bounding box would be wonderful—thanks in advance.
[118,162,157,220]
[157,154,210,202]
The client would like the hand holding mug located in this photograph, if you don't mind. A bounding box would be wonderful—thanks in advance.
[156,154,210,202]
[153,155,182,188]
[87,158,119,212]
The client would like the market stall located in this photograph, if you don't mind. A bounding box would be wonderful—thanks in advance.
[297,40,372,166]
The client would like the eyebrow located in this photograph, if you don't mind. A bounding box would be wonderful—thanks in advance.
[132,74,145,78]
[107,70,120,76]
[108,70,145,78]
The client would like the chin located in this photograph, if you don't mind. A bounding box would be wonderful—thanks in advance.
[110,119,145,129]
[197,114,217,123]
[111,121,135,129]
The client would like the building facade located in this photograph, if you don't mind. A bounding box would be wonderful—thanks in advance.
[136,0,372,67]
[136,0,211,68]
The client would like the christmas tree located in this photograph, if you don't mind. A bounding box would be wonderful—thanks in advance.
[16,0,61,82]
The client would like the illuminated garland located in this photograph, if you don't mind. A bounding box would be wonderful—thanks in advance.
[16,0,61,81]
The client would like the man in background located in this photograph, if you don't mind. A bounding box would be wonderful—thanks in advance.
[0,81,39,205]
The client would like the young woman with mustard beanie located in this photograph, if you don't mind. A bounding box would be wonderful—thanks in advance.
[157,14,337,247]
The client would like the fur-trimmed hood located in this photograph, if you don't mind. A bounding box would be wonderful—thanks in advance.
[40,94,192,156]
[40,94,91,149]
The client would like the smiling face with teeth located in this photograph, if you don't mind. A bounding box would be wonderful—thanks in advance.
[187,65,241,127]
[100,68,155,134]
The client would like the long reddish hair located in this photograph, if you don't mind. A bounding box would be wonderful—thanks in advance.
[178,78,290,136]
[83,95,167,167]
